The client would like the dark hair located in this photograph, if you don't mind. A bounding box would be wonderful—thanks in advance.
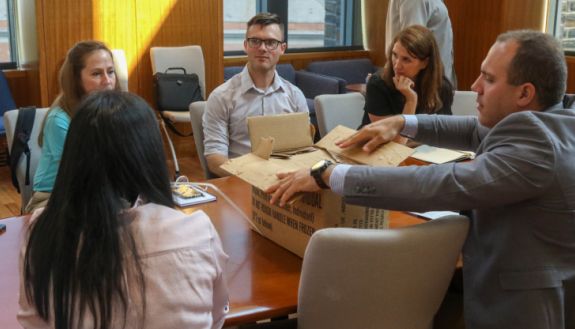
[382,25,448,113]
[23,90,174,329]
[497,30,566,108]
[246,12,285,38]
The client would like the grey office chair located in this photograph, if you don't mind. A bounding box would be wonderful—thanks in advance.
[189,101,216,179]
[245,215,469,329]
[4,108,50,213]
[297,215,469,329]
[150,45,205,177]
[150,45,206,123]
[314,92,365,137]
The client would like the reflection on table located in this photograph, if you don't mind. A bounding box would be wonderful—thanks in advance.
[0,175,427,328]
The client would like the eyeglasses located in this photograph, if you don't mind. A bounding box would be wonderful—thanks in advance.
[246,38,284,50]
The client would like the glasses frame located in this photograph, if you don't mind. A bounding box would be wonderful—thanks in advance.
[246,37,285,50]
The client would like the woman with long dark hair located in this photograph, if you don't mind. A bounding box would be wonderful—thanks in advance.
[360,25,453,129]
[18,91,229,329]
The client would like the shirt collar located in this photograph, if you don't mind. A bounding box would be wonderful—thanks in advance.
[239,65,285,95]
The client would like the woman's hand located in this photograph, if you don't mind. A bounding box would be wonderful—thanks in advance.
[393,75,418,115]
[393,75,417,102]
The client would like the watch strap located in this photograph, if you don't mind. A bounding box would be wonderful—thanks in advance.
[310,160,332,189]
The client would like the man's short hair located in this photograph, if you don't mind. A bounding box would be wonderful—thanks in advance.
[497,30,567,108]
[246,12,285,38]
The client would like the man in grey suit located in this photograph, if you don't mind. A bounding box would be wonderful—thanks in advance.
[267,30,575,329]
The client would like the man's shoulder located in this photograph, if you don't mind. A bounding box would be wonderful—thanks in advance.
[504,106,575,124]
[210,75,243,98]
[274,74,306,102]
[275,74,300,91]
[489,108,575,144]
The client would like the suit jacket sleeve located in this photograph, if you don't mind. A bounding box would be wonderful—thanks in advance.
[414,114,487,151]
[343,112,556,212]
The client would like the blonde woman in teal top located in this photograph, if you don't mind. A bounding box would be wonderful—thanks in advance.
[25,40,120,213]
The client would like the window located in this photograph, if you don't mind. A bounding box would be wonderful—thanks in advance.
[0,0,16,69]
[548,0,575,53]
[223,0,363,55]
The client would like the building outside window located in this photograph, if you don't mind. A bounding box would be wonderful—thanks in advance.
[0,0,16,68]
[223,0,362,54]
[549,0,575,53]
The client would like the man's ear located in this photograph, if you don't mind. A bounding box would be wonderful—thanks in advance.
[517,83,536,107]
[278,42,287,54]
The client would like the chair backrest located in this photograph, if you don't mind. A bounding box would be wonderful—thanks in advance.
[306,58,376,84]
[3,108,50,212]
[111,49,129,91]
[297,215,469,329]
[188,101,216,179]
[150,45,206,99]
[314,92,365,137]
[452,90,478,116]
[0,70,17,135]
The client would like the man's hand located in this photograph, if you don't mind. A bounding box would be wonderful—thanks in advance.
[336,115,406,153]
[266,169,321,207]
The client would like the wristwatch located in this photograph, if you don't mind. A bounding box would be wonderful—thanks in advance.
[310,159,333,189]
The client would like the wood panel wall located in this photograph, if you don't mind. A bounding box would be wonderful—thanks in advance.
[444,0,548,90]
[362,0,549,91]
[35,0,223,108]
[3,67,40,107]
[566,57,575,92]
[7,0,575,108]
[362,0,389,67]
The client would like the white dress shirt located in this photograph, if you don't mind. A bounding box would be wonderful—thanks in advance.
[203,66,308,158]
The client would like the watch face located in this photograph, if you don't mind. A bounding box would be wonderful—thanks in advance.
[312,160,327,171]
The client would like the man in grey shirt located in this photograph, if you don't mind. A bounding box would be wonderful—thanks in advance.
[268,30,575,329]
[386,0,456,86]
[203,12,308,177]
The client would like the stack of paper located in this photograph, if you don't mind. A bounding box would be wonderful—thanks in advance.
[411,145,475,164]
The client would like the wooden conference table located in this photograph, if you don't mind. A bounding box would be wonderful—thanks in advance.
[0,175,426,328]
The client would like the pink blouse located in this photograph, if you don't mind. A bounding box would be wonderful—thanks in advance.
[18,203,229,329]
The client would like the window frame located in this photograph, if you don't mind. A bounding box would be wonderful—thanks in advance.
[548,0,575,56]
[224,0,363,56]
[0,0,17,69]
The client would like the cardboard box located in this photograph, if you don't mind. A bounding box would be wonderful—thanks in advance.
[250,186,390,257]
[222,114,413,257]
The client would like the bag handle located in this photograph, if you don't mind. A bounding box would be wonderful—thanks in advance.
[164,67,187,74]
